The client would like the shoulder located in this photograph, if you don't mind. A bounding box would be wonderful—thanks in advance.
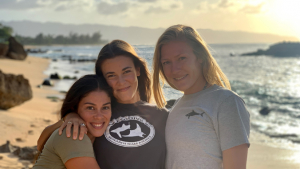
[138,101,169,115]
[207,85,245,104]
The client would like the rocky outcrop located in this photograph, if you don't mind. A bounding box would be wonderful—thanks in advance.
[0,43,9,56]
[0,70,32,110]
[7,36,27,60]
[0,141,38,161]
[241,42,300,57]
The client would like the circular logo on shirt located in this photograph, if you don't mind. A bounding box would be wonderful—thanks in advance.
[104,115,155,148]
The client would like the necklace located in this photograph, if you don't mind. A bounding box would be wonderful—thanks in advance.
[202,82,208,91]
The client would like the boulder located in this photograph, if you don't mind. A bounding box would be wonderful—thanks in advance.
[0,70,32,110]
[7,36,27,60]
[0,43,9,56]
[259,107,271,116]
[42,79,53,86]
[13,146,38,161]
[50,73,61,79]
[0,141,19,153]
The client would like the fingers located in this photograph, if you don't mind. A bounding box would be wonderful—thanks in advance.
[72,121,79,140]
[66,122,73,138]
[58,121,68,135]
[79,124,88,140]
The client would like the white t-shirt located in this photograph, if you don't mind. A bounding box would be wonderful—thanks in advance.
[165,85,250,169]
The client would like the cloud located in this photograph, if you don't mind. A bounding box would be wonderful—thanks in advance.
[137,0,158,2]
[240,3,264,14]
[144,6,169,14]
[218,0,235,8]
[0,0,43,10]
[97,1,130,15]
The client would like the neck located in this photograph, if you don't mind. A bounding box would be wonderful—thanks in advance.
[117,92,141,104]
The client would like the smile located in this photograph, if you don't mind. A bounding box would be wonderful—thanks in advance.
[91,122,105,129]
[117,86,130,92]
[174,75,188,81]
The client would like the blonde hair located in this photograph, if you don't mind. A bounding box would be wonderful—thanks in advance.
[152,24,231,108]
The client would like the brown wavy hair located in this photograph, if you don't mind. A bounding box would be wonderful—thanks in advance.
[95,40,152,103]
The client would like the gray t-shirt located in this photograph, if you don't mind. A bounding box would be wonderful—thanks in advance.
[165,85,250,169]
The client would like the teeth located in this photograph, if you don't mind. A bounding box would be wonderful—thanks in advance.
[92,123,103,127]
[175,75,187,80]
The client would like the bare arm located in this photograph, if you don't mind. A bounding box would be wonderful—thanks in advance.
[65,157,100,169]
[223,144,248,169]
[37,119,63,151]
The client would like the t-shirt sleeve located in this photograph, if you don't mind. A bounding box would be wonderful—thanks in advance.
[52,130,95,164]
[217,95,250,151]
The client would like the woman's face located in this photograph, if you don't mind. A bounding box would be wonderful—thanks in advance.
[77,90,111,139]
[101,55,140,104]
[160,40,204,94]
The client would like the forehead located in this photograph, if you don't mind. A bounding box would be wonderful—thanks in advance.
[160,40,193,59]
[101,55,134,72]
[80,90,110,104]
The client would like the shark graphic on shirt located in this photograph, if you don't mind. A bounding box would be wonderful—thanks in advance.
[111,123,130,138]
[123,124,145,138]
[186,110,205,119]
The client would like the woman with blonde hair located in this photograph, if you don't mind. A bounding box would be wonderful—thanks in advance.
[152,24,250,169]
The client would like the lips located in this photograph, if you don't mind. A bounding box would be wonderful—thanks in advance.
[117,86,130,92]
[174,74,188,81]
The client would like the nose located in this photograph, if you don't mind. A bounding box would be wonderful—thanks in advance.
[93,111,104,120]
[171,61,181,74]
[117,75,126,85]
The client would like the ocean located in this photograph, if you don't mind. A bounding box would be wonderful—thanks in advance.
[29,43,300,150]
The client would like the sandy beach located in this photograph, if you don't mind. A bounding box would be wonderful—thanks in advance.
[0,56,300,168]
[0,56,62,168]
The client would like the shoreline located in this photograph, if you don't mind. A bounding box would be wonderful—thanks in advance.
[0,56,300,168]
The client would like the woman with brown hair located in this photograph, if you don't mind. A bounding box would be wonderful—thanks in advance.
[152,25,250,169]
[38,40,168,169]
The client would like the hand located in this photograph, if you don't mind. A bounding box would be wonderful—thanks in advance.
[58,113,87,140]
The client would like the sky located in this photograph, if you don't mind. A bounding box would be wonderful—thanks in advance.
[0,0,299,39]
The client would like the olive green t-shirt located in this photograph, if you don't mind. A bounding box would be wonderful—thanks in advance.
[33,129,95,169]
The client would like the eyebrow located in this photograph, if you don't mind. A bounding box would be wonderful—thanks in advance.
[161,54,185,61]
[104,67,132,76]
[84,102,111,106]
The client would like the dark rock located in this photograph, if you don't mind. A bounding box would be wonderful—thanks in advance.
[30,124,36,128]
[28,130,34,135]
[63,75,77,80]
[50,73,61,80]
[74,70,79,74]
[42,79,53,86]
[43,119,51,123]
[0,43,9,56]
[7,37,27,60]
[26,48,47,53]
[241,42,300,57]
[165,99,176,109]
[259,107,271,116]
[52,59,57,62]
[0,141,19,153]
[0,70,32,110]
[16,138,25,142]
[13,146,38,161]
[268,134,297,138]
[0,156,3,160]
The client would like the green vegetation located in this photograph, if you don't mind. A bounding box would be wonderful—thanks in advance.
[0,23,107,45]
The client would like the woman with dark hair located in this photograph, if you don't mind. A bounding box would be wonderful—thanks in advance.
[38,40,168,169]
[152,24,250,169]
[34,75,112,169]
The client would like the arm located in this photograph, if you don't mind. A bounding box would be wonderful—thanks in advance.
[223,144,248,169]
[37,119,63,151]
[65,157,100,169]
[37,113,87,151]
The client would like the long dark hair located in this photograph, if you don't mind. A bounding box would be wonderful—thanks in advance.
[95,40,152,103]
[61,74,112,118]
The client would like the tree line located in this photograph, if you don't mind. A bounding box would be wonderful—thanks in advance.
[0,23,107,45]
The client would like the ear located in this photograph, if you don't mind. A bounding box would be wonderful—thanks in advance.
[136,67,140,76]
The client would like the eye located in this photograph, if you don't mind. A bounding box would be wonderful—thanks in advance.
[107,74,115,78]
[86,106,95,110]
[179,56,186,61]
[102,106,110,110]
[162,61,170,65]
[124,70,131,74]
